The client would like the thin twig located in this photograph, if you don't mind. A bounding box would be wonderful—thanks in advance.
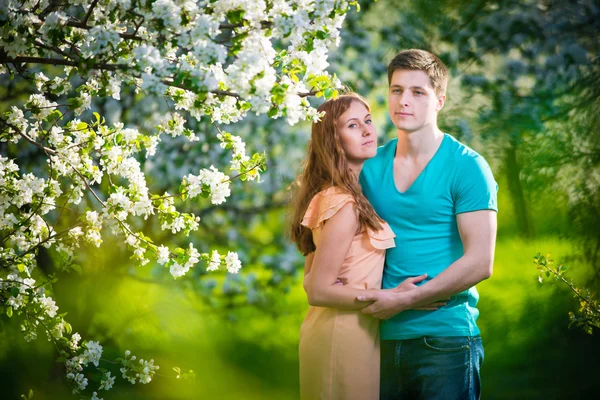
[82,0,99,26]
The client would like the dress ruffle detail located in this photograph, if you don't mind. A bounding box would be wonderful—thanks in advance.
[301,187,354,229]
[366,224,396,250]
[301,187,396,250]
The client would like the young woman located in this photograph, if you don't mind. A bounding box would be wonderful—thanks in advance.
[290,93,440,399]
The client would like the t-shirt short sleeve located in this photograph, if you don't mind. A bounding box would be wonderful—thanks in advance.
[454,154,498,215]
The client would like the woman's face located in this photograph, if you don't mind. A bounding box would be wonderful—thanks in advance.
[336,101,377,168]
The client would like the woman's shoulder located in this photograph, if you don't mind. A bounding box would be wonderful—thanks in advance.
[314,186,353,199]
[301,187,356,230]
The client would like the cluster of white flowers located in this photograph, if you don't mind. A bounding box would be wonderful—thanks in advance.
[38,295,58,318]
[6,106,27,135]
[2,274,35,312]
[183,166,231,205]
[0,0,356,396]
[207,250,222,272]
[81,25,122,58]
[99,371,116,391]
[69,333,82,351]
[225,251,242,274]
[120,350,160,385]
[217,131,262,181]
[169,243,202,278]
[152,0,182,31]
[154,194,200,235]
[157,245,171,265]
[0,0,349,126]
[138,358,160,384]
[82,341,103,367]
[205,250,241,274]
[66,355,88,393]
[84,211,103,247]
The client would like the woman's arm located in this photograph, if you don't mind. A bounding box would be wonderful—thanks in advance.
[302,252,314,293]
[304,202,376,310]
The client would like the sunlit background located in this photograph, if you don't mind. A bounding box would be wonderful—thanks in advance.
[1,0,599,399]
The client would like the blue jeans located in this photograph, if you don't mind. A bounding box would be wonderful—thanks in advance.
[380,336,484,400]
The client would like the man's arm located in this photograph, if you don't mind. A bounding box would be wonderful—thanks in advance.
[358,210,497,319]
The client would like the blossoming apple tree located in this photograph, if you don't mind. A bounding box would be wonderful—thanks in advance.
[0,0,354,397]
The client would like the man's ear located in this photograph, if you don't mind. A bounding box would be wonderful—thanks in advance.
[435,94,446,112]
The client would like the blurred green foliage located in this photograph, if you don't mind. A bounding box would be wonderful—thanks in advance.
[1,0,599,398]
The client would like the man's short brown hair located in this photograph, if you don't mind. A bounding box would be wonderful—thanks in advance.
[388,49,449,96]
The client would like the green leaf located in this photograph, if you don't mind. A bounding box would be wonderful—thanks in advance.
[70,264,82,275]
[316,30,328,40]
[226,9,246,25]
[67,97,81,110]
[6,307,13,318]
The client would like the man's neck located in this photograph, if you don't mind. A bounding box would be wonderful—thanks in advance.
[395,126,444,160]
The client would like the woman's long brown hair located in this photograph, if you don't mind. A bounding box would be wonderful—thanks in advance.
[289,93,383,256]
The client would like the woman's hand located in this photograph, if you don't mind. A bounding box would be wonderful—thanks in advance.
[392,274,448,311]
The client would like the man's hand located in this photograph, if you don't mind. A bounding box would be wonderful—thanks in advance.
[357,290,410,320]
[394,274,449,310]
[392,273,428,292]
[358,274,448,319]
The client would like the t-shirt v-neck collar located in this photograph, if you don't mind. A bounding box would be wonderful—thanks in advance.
[389,133,448,195]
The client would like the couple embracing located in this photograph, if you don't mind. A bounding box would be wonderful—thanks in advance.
[290,49,498,400]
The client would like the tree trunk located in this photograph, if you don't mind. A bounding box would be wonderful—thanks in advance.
[504,142,533,237]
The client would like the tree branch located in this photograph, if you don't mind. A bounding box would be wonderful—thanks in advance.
[0,55,130,71]
[82,0,99,26]
[17,127,57,155]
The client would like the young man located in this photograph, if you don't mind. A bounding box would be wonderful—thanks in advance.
[358,49,498,399]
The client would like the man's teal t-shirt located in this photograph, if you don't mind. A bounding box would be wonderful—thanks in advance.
[360,133,498,340]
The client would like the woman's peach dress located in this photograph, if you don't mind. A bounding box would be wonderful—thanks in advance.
[299,187,396,400]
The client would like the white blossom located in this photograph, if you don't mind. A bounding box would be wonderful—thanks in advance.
[39,296,58,318]
[99,371,115,391]
[157,245,170,265]
[26,94,57,120]
[169,262,187,278]
[184,166,231,205]
[34,72,49,92]
[74,92,92,116]
[69,333,82,351]
[137,358,159,384]
[82,341,103,367]
[225,251,242,274]
[207,250,221,272]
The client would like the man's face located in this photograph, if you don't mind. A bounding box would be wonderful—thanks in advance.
[388,69,445,134]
